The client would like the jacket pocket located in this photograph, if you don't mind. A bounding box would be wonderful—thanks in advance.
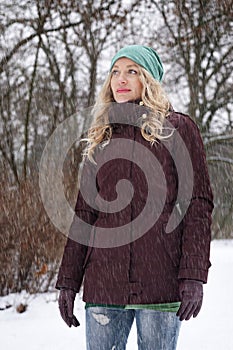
[161,223,182,268]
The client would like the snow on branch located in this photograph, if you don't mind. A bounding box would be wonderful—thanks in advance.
[207,156,233,165]
[204,134,233,146]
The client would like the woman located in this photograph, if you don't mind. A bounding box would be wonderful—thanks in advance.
[56,45,214,350]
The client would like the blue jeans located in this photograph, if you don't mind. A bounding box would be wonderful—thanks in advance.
[86,306,181,350]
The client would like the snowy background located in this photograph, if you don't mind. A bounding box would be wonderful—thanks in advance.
[1,239,232,350]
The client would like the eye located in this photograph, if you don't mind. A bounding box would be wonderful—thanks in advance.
[111,69,119,76]
[128,69,138,75]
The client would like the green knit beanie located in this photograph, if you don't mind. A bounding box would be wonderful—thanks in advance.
[110,45,164,82]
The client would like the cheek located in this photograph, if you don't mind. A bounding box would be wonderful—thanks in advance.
[136,82,143,95]
[110,80,115,94]
[110,78,115,89]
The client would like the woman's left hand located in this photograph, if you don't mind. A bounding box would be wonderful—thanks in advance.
[176,279,203,321]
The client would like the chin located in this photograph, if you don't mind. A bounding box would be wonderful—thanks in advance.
[115,97,131,103]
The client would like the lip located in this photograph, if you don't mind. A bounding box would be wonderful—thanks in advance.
[116,88,131,93]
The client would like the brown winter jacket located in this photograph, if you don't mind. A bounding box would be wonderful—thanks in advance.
[56,102,214,305]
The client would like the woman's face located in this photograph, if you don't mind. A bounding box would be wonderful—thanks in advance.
[110,58,143,103]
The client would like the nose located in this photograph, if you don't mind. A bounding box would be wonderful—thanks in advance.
[118,72,127,84]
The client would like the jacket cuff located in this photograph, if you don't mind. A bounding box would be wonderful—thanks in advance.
[55,276,82,292]
[178,255,211,283]
[178,268,208,283]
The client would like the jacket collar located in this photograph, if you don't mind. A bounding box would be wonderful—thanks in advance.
[108,99,148,127]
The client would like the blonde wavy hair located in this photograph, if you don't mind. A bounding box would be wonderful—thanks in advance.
[83,65,172,162]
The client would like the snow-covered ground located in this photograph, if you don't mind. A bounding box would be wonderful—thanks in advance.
[1,240,232,350]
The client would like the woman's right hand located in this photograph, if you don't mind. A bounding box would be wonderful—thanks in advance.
[58,289,80,327]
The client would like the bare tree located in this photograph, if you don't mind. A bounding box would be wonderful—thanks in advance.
[0,0,142,180]
[149,0,233,132]
[145,0,233,237]
[0,0,85,180]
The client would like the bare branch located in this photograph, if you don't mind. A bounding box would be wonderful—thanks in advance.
[207,156,233,165]
[0,20,83,74]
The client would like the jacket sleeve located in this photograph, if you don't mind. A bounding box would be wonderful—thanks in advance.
[174,113,214,283]
[55,157,99,292]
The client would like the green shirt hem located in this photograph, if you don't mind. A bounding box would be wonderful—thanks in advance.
[85,302,181,313]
